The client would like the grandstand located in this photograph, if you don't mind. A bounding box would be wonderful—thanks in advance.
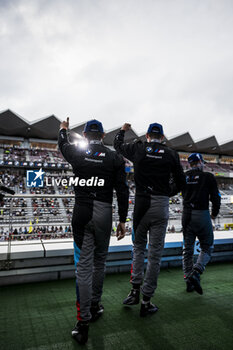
[0,109,232,238]
[0,109,232,271]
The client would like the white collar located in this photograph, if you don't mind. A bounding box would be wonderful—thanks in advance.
[149,139,162,143]
[89,140,102,145]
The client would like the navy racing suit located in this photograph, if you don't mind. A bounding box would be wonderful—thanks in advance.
[114,130,185,298]
[59,128,129,321]
[182,168,221,277]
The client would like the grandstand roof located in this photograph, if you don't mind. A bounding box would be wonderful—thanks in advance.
[103,127,138,145]
[0,109,232,155]
[0,110,61,139]
[29,115,61,139]
[195,136,221,154]
[0,109,29,137]
[70,122,86,135]
[219,140,233,156]
[169,132,197,152]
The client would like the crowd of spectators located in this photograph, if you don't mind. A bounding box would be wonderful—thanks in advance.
[51,150,64,163]
[0,170,26,193]
[55,175,75,195]
[0,225,72,241]
[0,150,232,240]
[3,146,26,162]
[29,176,56,194]
[1,143,232,170]
[29,149,51,162]
[0,198,27,219]
[32,198,60,217]
[30,187,56,195]
[62,198,73,219]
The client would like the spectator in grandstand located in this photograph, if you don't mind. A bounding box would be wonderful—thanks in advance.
[58,117,129,344]
[0,232,6,241]
[182,153,221,294]
[0,170,25,192]
[114,122,185,317]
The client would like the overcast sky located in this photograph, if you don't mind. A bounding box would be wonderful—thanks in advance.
[0,0,233,144]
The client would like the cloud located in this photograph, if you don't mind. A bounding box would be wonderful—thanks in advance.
[0,0,232,144]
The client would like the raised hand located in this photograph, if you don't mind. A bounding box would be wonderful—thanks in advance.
[60,117,69,130]
[121,123,131,132]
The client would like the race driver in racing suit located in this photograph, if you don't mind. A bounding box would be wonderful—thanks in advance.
[114,122,185,317]
[182,153,221,294]
[58,118,129,344]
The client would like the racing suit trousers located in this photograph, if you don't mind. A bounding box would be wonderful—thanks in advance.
[73,200,112,322]
[182,209,213,277]
[132,195,169,298]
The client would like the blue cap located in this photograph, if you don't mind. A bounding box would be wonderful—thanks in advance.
[188,153,206,164]
[147,123,164,135]
[84,119,104,133]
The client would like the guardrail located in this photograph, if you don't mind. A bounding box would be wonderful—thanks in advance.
[1,233,233,286]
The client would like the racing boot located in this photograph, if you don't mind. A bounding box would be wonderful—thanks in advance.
[123,288,140,305]
[71,321,89,345]
[140,301,159,317]
[90,302,104,322]
[189,270,203,295]
[186,280,195,293]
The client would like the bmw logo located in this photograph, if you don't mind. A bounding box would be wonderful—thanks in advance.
[146,147,153,153]
[86,149,91,155]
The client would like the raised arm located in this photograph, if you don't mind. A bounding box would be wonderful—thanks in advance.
[58,117,77,165]
[114,123,138,162]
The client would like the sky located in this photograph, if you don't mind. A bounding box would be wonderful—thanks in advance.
[0,0,233,144]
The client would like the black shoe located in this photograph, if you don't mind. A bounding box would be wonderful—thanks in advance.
[189,270,203,295]
[90,302,104,322]
[186,280,195,293]
[71,321,89,345]
[140,302,158,317]
[123,288,140,305]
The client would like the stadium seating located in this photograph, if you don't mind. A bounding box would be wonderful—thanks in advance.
[0,139,232,241]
